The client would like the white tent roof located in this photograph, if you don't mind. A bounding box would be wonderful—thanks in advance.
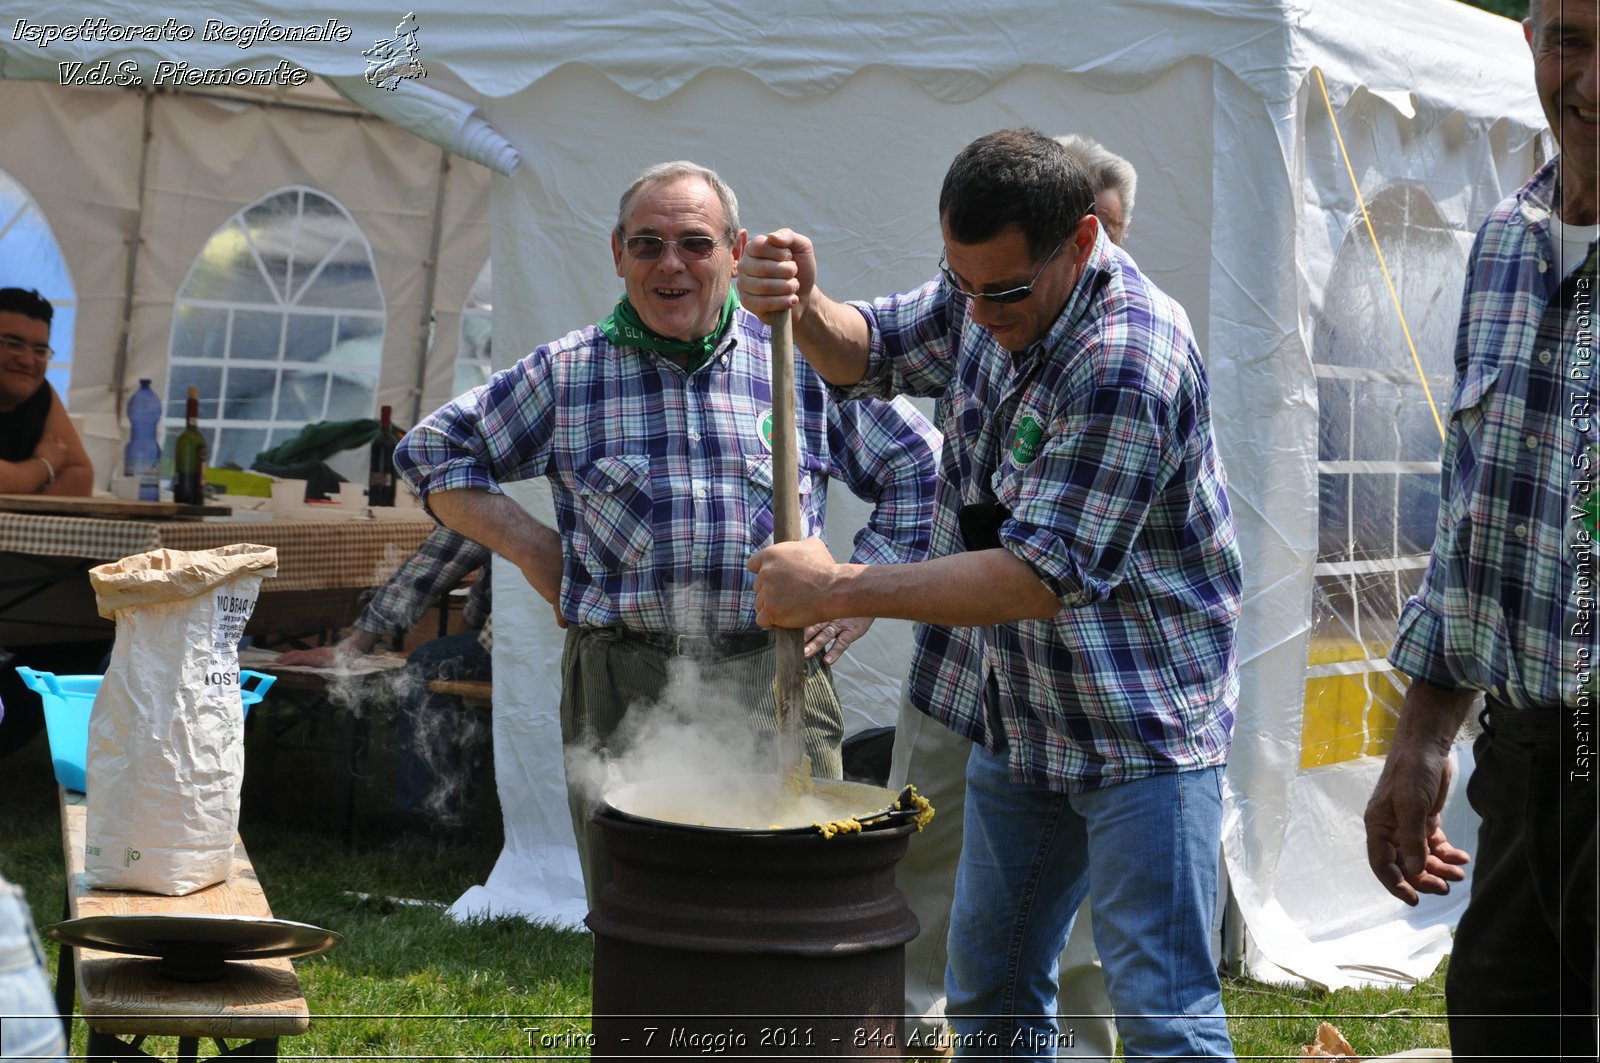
[1,1,1530,118]
[1,0,1549,990]
[0,1,1540,192]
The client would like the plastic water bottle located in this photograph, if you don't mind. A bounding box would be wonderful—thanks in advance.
[123,379,161,501]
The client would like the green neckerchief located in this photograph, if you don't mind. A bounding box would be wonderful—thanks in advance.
[597,289,738,372]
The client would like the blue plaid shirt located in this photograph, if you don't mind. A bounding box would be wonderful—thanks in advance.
[844,234,1242,792]
[395,307,939,634]
[358,525,490,637]
[1390,158,1598,709]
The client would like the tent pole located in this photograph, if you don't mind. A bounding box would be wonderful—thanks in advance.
[1221,870,1246,976]
[408,149,451,429]
[110,88,156,428]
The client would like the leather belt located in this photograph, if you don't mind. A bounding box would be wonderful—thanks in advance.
[1481,699,1565,746]
[607,627,773,658]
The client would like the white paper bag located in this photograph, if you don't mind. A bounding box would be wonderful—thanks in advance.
[82,544,278,895]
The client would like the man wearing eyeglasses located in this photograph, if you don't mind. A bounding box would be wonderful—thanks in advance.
[396,160,940,908]
[0,287,92,496]
[739,128,1241,1061]
[890,129,1144,1061]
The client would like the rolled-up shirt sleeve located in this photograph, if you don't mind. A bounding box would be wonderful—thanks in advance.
[826,280,958,404]
[826,394,941,567]
[395,346,558,505]
[1386,420,1470,691]
[1387,592,1461,690]
[998,387,1170,607]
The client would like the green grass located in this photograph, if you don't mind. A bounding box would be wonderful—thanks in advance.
[1218,972,1449,1060]
[0,711,1449,1060]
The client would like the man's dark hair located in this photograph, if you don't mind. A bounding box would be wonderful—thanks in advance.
[0,287,53,326]
[938,128,1095,261]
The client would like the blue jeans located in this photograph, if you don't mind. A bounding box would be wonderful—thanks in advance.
[946,742,1234,1061]
[396,631,491,822]
[0,877,67,1063]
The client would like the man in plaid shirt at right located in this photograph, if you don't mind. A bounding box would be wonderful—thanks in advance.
[1363,3,1597,1057]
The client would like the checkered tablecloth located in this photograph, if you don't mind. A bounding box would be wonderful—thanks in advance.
[0,514,436,594]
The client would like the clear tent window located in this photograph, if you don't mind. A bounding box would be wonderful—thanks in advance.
[166,186,385,472]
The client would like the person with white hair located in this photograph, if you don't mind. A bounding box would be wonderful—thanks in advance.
[1055,134,1137,248]
[397,160,940,907]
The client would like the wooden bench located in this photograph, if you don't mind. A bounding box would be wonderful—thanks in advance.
[424,677,492,707]
[54,789,310,1061]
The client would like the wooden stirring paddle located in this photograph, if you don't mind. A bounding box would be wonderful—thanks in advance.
[768,307,809,775]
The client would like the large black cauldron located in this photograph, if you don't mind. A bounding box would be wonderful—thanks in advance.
[587,778,922,1059]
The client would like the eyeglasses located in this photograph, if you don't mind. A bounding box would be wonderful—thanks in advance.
[0,333,52,361]
[623,234,725,261]
[938,239,1065,305]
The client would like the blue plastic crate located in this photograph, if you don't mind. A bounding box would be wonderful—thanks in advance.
[14,667,276,793]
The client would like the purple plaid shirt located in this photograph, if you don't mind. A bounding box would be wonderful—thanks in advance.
[358,524,490,637]
[395,307,939,634]
[843,233,1242,792]
[1390,158,1599,709]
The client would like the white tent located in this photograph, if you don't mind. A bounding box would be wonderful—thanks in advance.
[0,0,1547,988]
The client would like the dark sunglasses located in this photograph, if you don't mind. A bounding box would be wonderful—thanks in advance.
[623,234,725,261]
[938,239,1065,305]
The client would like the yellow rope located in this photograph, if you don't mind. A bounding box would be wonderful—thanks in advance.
[1314,67,1445,441]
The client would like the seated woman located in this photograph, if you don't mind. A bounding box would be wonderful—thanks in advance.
[0,287,92,495]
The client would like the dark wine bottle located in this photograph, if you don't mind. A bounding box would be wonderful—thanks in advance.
[368,405,397,507]
[172,387,207,505]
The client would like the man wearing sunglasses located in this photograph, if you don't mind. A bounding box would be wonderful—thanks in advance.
[396,160,939,908]
[893,130,1143,1060]
[0,287,92,496]
[740,128,1241,1061]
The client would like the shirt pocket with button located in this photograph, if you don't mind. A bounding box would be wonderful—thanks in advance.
[744,454,817,549]
[1443,362,1500,529]
[573,455,654,574]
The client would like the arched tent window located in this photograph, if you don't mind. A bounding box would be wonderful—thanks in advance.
[0,168,76,400]
[454,259,493,396]
[1303,183,1465,768]
[167,187,385,470]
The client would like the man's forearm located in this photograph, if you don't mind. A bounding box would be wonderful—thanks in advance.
[341,628,382,654]
[427,488,563,603]
[1392,679,1477,754]
[830,549,1060,626]
[794,288,873,387]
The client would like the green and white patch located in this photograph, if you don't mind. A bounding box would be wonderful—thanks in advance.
[1010,414,1044,464]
